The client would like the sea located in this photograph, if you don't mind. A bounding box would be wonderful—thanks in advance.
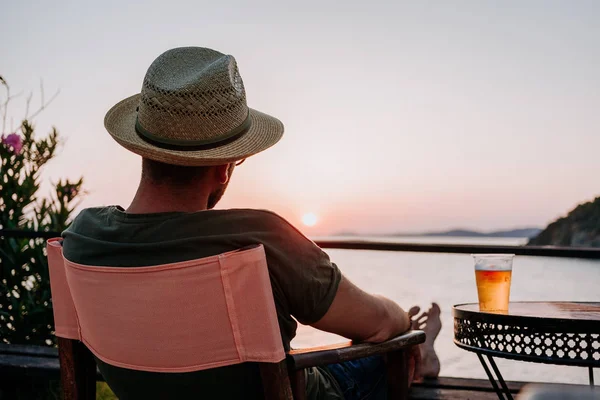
[291,236,600,385]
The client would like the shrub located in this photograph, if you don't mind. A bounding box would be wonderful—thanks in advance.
[0,76,84,346]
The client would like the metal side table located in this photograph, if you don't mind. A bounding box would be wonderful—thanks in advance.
[453,302,600,400]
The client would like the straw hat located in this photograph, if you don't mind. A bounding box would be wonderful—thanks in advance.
[104,47,284,166]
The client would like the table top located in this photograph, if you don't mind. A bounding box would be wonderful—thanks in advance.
[454,301,600,323]
[453,302,600,367]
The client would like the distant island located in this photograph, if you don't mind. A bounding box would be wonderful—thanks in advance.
[528,196,600,247]
[334,227,542,238]
[410,228,542,238]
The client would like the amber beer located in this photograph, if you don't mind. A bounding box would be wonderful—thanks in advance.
[473,255,514,313]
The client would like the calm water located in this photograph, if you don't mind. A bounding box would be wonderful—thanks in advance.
[292,236,600,385]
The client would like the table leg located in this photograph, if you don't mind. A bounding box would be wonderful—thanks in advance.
[487,355,514,399]
[590,367,595,387]
[476,353,514,400]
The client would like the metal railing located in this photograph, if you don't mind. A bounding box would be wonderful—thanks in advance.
[314,239,600,259]
[0,229,60,239]
[3,229,600,259]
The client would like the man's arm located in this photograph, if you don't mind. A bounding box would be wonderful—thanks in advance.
[310,274,411,343]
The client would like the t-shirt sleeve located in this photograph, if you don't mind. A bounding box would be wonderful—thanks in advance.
[256,211,342,325]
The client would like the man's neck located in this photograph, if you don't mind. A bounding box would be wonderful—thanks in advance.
[126,182,211,214]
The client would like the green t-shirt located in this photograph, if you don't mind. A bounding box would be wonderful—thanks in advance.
[62,206,344,400]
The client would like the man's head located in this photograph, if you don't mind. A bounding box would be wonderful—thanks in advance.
[141,158,236,209]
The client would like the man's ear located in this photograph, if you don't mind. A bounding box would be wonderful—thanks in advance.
[215,164,232,184]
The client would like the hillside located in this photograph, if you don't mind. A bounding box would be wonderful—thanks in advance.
[528,197,600,247]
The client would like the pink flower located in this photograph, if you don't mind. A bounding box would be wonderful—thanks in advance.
[65,185,78,198]
[1,133,23,155]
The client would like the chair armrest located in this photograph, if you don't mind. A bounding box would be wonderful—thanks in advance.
[286,330,425,370]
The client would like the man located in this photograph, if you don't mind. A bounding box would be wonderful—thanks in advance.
[63,47,440,399]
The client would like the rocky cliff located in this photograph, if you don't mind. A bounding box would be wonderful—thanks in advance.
[528,197,600,247]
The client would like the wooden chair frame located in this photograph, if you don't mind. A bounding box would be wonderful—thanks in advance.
[58,330,425,400]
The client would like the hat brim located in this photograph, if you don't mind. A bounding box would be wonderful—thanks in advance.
[104,94,284,166]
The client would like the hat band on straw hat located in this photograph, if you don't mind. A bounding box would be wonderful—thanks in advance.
[134,113,252,151]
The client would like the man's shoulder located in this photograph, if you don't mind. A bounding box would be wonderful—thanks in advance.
[64,206,115,232]
[64,207,309,247]
[73,206,117,219]
[65,207,296,235]
[72,206,113,217]
[218,209,309,238]
[220,208,291,226]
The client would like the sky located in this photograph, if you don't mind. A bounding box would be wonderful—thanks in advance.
[2,0,599,235]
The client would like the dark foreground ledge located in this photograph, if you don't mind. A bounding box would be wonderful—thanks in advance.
[2,343,592,399]
[410,377,523,399]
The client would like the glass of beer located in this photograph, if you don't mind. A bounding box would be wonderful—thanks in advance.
[473,254,514,313]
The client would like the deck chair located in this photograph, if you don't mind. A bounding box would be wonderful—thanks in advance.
[46,238,425,400]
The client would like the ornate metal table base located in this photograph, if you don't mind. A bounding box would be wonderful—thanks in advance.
[453,302,600,400]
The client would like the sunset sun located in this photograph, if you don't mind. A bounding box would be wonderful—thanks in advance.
[302,213,318,227]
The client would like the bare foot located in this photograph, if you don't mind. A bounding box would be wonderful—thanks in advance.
[411,303,441,378]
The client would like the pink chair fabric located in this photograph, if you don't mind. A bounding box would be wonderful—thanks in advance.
[46,238,285,373]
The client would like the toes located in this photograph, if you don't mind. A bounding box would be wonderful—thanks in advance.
[416,313,428,324]
[408,306,420,318]
[429,303,441,316]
